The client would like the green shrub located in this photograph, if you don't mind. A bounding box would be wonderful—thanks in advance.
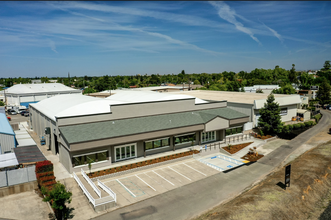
[293,124,300,129]
[259,130,264,136]
[304,121,310,127]
[288,124,293,131]
[282,125,290,134]
[315,114,322,123]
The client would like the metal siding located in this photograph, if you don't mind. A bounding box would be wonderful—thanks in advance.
[59,144,71,173]
[0,133,15,154]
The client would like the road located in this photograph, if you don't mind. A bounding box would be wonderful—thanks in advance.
[93,110,331,220]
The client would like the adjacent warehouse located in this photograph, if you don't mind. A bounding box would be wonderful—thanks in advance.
[29,91,249,173]
[0,114,16,154]
[4,83,82,107]
[174,90,301,130]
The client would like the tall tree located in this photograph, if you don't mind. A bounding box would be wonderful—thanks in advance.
[258,94,282,135]
[289,64,298,83]
[322,60,331,71]
[42,182,73,220]
[317,78,331,106]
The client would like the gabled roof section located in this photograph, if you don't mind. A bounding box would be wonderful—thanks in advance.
[60,107,249,144]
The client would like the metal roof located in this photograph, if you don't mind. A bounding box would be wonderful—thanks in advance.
[59,108,249,144]
[0,114,15,136]
[5,83,81,94]
[30,91,209,121]
[14,145,46,164]
[0,153,19,169]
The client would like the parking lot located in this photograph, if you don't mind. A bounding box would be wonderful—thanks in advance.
[198,153,247,171]
[7,112,29,124]
[98,158,220,208]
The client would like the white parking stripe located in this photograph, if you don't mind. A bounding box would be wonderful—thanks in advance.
[182,163,207,176]
[167,166,191,181]
[152,170,175,186]
[116,179,136,197]
[135,174,156,191]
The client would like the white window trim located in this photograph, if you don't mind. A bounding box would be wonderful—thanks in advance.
[174,133,196,145]
[73,160,108,168]
[201,131,216,143]
[114,143,137,162]
[280,108,288,116]
[145,137,170,142]
[145,138,170,150]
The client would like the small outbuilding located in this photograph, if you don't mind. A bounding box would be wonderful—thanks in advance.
[0,114,16,154]
[297,109,311,121]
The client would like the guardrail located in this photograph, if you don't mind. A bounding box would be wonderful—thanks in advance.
[74,171,116,208]
[98,180,116,203]
[81,168,101,198]
[225,133,252,143]
[73,172,96,207]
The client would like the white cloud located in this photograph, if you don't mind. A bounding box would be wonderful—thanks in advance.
[49,40,58,53]
[209,1,261,45]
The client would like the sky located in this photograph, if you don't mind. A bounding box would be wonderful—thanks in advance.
[0,1,330,78]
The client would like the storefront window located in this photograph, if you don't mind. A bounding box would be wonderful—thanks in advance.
[145,138,170,150]
[225,126,243,136]
[72,151,108,167]
[174,133,196,145]
[114,144,137,161]
[201,131,216,143]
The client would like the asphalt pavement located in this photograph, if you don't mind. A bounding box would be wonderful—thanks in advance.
[92,110,331,220]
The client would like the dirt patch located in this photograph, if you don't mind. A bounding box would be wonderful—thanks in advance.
[194,141,331,220]
[222,142,253,154]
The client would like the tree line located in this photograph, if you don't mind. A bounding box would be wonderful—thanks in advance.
[1,61,330,95]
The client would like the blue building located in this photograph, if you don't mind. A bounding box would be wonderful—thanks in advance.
[0,114,16,154]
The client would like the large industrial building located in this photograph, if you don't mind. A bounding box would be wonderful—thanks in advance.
[174,90,302,130]
[29,91,249,173]
[3,83,82,107]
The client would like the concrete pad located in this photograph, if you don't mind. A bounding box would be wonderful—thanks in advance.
[169,164,206,181]
[184,161,219,176]
[158,167,191,185]
[0,190,49,220]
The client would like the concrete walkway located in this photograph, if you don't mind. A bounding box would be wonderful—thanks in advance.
[22,122,72,180]
[92,110,331,220]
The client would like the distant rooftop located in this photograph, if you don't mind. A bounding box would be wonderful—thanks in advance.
[0,113,14,136]
[5,83,81,94]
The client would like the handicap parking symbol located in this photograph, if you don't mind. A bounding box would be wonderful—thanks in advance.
[227,165,233,168]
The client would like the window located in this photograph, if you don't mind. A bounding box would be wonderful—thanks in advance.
[280,108,288,115]
[201,131,216,143]
[174,133,196,145]
[72,151,109,167]
[114,144,137,161]
[145,138,170,150]
[225,126,243,136]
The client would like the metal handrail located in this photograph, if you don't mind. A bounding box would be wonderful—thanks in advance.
[81,169,101,198]
[98,180,116,203]
[73,172,96,207]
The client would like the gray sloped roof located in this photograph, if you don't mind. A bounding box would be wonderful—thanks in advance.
[60,108,248,144]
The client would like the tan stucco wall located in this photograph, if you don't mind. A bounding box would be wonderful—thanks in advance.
[204,117,229,132]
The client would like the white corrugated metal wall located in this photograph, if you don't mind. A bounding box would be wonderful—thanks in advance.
[0,133,15,154]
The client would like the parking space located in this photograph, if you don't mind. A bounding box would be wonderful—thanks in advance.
[100,158,220,207]
[198,154,246,171]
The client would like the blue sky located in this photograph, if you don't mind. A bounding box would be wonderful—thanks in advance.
[0,1,330,78]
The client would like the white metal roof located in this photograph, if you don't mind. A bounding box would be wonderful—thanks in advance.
[5,83,81,94]
[0,153,19,169]
[15,123,37,147]
[30,91,208,120]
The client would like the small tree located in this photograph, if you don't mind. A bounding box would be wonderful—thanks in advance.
[88,160,92,174]
[256,89,263,93]
[258,94,282,135]
[43,182,73,220]
[0,100,4,106]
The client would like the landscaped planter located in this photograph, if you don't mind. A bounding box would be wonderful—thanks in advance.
[87,150,200,178]
[222,142,253,154]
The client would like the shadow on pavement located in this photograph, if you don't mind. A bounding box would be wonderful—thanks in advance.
[223,161,256,173]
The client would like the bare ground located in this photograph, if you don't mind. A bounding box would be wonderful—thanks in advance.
[194,140,331,220]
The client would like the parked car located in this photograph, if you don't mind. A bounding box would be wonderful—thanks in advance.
[20,110,29,116]
[7,116,11,121]
[24,112,30,117]
[7,109,17,115]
